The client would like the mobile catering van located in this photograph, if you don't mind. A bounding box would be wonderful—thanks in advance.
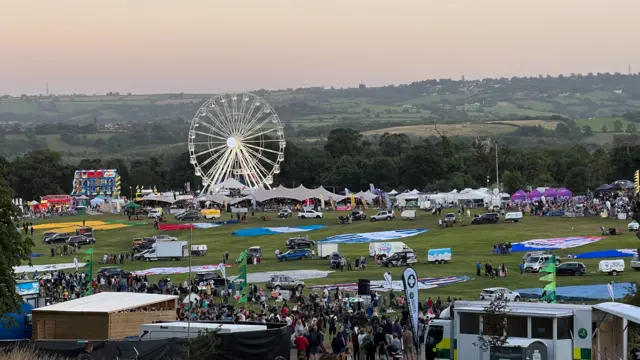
[368,242,411,258]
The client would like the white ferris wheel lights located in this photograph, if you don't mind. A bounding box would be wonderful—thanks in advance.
[188,92,285,193]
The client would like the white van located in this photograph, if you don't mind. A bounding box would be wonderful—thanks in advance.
[368,242,411,258]
[139,322,267,340]
[631,254,640,270]
[599,259,625,276]
[523,254,560,272]
[427,248,452,264]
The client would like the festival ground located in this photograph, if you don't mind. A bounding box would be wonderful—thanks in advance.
[24,210,638,301]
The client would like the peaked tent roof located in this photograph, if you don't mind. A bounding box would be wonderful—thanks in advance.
[218,178,247,189]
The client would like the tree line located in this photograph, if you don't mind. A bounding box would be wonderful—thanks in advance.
[1,128,638,201]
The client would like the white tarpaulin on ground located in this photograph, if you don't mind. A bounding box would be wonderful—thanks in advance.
[14,262,87,273]
[131,264,232,276]
[227,270,334,283]
[308,275,472,292]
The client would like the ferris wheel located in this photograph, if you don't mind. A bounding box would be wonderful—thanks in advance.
[188,92,285,193]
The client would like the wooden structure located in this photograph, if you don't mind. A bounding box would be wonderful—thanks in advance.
[32,292,178,340]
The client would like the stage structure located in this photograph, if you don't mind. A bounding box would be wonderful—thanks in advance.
[188,92,285,193]
[71,169,120,197]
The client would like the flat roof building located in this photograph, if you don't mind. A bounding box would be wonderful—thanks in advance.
[32,292,178,340]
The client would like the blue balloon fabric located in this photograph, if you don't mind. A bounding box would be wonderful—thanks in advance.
[232,225,326,237]
[568,249,637,259]
[517,282,635,301]
[318,229,427,244]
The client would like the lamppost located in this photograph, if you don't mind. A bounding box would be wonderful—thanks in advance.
[129,186,132,199]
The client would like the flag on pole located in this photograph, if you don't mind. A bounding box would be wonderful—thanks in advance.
[82,247,94,295]
[217,263,227,279]
[402,267,420,350]
[383,272,393,290]
[607,281,615,302]
[539,255,556,303]
[236,250,248,304]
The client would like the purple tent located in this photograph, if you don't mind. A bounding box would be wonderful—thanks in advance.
[530,189,543,200]
[511,190,527,201]
[557,187,572,199]
[543,188,557,198]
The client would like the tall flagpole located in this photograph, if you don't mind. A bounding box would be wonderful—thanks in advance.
[187,225,193,342]
[495,142,499,190]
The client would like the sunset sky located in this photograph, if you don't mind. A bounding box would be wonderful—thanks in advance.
[1,0,638,95]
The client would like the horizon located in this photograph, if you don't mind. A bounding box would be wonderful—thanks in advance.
[1,0,638,96]
[3,71,639,98]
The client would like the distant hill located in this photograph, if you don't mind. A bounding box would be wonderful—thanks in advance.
[1,73,640,159]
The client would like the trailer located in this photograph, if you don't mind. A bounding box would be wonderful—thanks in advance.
[139,322,267,340]
[317,243,338,259]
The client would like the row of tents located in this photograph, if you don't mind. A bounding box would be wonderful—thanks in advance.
[510,180,634,202]
[136,184,379,205]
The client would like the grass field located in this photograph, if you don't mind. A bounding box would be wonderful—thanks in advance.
[488,119,561,129]
[361,124,516,137]
[24,210,638,301]
[575,117,631,131]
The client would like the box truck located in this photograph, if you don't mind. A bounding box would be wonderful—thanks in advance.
[144,241,187,261]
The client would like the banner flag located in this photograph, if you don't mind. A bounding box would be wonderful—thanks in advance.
[539,255,556,303]
[237,250,248,303]
[82,247,94,295]
[402,267,420,350]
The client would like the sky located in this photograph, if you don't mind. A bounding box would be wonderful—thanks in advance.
[0,0,638,95]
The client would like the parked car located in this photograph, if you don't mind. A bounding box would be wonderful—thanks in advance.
[153,234,178,242]
[471,213,500,225]
[134,239,156,252]
[286,237,315,250]
[329,252,344,269]
[194,272,227,287]
[629,220,639,231]
[370,210,394,222]
[67,235,96,246]
[298,210,323,219]
[278,249,312,261]
[556,262,586,276]
[265,274,304,292]
[176,211,200,221]
[44,233,73,244]
[524,254,561,272]
[382,250,418,267]
[444,213,457,224]
[43,232,57,240]
[148,209,162,219]
[97,267,131,278]
[278,209,292,218]
[350,211,367,221]
[480,287,521,301]
[134,249,152,260]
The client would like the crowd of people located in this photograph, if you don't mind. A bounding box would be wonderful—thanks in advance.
[28,264,461,359]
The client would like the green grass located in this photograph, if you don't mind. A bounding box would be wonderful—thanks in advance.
[579,90,618,102]
[25,210,639,300]
[514,100,557,112]
[483,103,557,117]
[575,117,630,131]
[0,101,39,114]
